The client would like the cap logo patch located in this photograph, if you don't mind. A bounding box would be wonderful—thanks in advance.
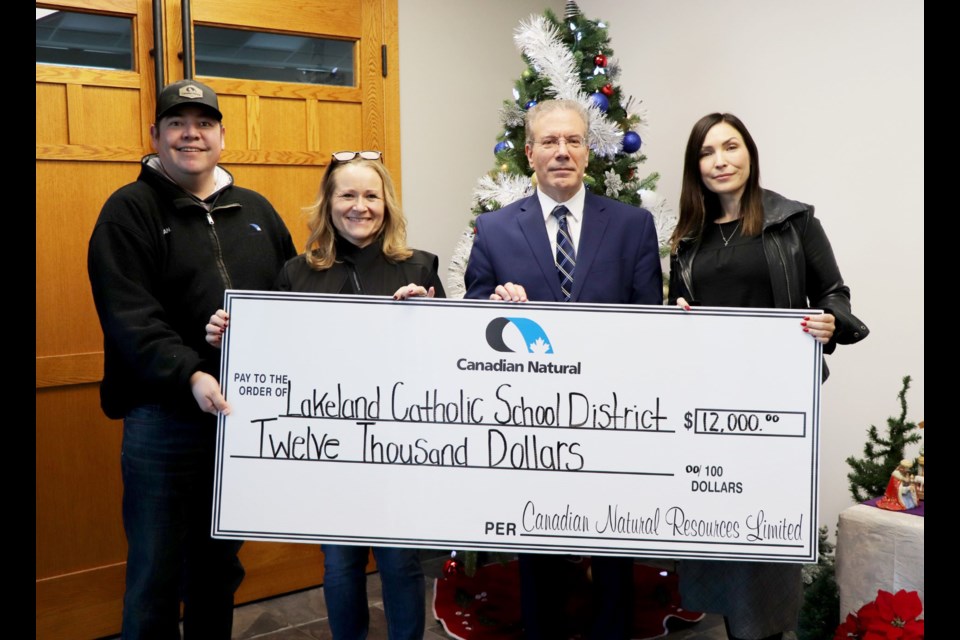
[178,85,204,99]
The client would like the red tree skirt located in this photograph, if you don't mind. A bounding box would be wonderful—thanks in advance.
[433,559,704,640]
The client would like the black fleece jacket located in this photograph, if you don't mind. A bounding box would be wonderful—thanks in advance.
[88,156,296,419]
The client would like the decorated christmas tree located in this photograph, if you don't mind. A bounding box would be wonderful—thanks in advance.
[846,375,922,502]
[446,0,675,297]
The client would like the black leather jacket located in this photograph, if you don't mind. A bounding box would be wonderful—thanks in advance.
[669,189,869,358]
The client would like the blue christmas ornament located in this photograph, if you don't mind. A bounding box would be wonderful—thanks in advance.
[622,131,642,153]
[524,100,538,110]
[589,92,609,112]
[494,141,510,154]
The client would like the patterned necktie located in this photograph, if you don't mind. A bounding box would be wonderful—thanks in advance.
[552,205,576,301]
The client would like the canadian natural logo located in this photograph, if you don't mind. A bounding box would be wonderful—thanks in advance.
[485,317,553,354]
[457,317,581,375]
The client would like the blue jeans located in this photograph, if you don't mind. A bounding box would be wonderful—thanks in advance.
[121,405,245,640]
[321,545,425,640]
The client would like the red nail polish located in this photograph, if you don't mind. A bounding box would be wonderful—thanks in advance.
[684,305,691,311]
[804,316,810,321]
[803,328,809,333]
[801,321,807,327]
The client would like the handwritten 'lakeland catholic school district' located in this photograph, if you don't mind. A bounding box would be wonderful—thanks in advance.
[213,292,822,563]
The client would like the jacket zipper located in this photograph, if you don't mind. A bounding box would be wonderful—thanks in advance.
[349,266,363,294]
[205,209,233,289]
[681,240,699,302]
[770,232,792,307]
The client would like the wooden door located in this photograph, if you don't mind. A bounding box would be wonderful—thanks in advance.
[36,0,400,637]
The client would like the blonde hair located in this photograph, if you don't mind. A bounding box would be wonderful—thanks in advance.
[304,158,413,270]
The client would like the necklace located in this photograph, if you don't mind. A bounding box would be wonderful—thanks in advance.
[718,219,741,247]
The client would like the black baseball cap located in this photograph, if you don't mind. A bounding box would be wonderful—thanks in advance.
[155,79,223,122]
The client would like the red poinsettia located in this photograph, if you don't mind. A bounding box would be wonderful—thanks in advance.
[834,589,924,639]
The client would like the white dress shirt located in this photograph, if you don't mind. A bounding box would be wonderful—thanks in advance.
[536,184,585,258]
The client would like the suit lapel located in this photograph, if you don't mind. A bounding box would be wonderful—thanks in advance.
[570,192,610,301]
[517,196,564,301]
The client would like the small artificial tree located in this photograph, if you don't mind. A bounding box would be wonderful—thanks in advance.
[797,525,839,640]
[845,375,922,502]
[446,0,675,298]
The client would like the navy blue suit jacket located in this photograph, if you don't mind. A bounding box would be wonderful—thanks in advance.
[465,191,663,304]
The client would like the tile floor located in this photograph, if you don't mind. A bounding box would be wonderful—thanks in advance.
[229,553,740,640]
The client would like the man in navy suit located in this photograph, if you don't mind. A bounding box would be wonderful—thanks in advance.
[466,101,662,306]
[465,100,662,638]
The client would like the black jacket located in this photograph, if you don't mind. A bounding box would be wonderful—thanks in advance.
[88,157,296,418]
[669,189,868,359]
[276,235,445,297]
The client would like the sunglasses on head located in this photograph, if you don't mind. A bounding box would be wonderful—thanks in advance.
[331,150,382,163]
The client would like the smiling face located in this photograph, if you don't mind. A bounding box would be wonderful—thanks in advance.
[525,107,590,202]
[698,121,751,202]
[329,163,385,248]
[150,106,224,196]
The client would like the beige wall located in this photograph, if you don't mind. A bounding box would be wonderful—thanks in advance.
[398,0,924,543]
[581,0,924,540]
[398,0,564,280]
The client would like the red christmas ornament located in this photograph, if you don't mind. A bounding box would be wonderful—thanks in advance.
[443,558,461,576]
[594,54,608,67]
[600,83,614,97]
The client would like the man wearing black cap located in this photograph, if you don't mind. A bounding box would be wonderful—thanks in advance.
[88,79,296,638]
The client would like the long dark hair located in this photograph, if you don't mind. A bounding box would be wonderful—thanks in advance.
[670,113,763,253]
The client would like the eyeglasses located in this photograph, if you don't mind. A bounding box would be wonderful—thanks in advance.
[534,136,586,151]
[331,150,383,163]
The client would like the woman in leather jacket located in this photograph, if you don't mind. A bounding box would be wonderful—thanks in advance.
[667,113,867,640]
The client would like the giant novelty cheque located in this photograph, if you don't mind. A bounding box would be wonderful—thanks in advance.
[213,292,822,562]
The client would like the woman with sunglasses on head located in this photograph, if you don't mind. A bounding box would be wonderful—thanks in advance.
[276,150,443,303]
[208,150,442,639]
[668,113,868,640]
